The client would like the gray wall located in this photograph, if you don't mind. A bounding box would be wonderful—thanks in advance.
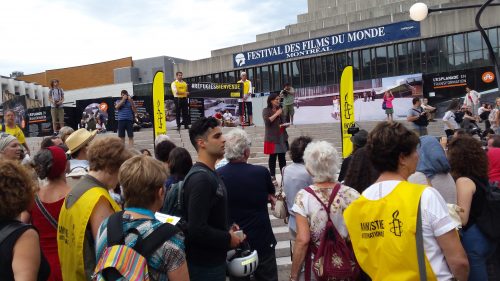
[132,56,190,84]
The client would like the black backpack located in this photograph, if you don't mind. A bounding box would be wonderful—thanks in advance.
[160,165,219,231]
[475,181,500,239]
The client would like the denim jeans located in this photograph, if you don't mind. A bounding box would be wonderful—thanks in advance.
[461,224,498,281]
[188,262,226,281]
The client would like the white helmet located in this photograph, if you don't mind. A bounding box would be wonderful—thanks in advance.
[226,243,259,277]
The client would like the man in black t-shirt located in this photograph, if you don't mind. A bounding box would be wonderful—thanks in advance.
[183,117,244,281]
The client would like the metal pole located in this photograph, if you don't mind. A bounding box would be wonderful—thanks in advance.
[475,0,500,94]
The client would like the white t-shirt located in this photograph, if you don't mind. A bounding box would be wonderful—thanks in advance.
[442,111,459,130]
[362,180,459,281]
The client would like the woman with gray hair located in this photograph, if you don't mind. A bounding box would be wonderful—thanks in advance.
[289,141,360,281]
[217,128,279,281]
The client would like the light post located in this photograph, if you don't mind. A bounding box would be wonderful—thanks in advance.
[409,1,500,93]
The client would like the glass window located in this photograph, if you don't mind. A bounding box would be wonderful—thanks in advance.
[425,38,439,73]
[255,67,262,92]
[281,63,289,85]
[302,59,311,87]
[468,50,488,67]
[316,57,323,86]
[204,75,212,82]
[375,46,388,77]
[326,55,335,84]
[488,28,498,48]
[291,61,301,87]
[361,49,371,79]
[387,46,395,76]
[247,68,254,83]
[413,41,422,73]
[467,31,483,51]
[351,51,360,81]
[272,64,280,91]
[321,56,328,84]
[397,43,409,74]
[453,34,465,53]
[261,66,270,92]
[228,71,235,82]
[454,53,466,70]
[213,73,220,83]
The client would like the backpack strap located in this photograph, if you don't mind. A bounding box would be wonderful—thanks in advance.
[416,198,427,281]
[34,195,58,229]
[178,165,220,216]
[304,183,341,216]
[137,223,180,257]
[0,221,28,246]
[106,211,126,246]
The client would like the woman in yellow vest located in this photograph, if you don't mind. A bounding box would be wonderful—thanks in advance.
[57,136,132,281]
[343,122,469,281]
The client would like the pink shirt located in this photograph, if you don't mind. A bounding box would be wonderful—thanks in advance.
[384,95,394,109]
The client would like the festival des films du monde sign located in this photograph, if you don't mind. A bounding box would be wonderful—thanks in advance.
[233,21,420,68]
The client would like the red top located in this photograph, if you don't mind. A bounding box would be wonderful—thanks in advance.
[31,197,65,281]
[488,148,500,184]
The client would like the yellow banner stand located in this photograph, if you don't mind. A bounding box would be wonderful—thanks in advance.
[340,66,355,158]
[153,71,167,138]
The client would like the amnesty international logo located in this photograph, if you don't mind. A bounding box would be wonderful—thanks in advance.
[343,92,353,120]
[389,210,403,237]
[235,53,246,66]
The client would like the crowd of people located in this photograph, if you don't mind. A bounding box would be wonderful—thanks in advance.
[1,88,500,281]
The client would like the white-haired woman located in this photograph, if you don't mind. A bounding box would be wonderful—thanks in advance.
[289,141,360,281]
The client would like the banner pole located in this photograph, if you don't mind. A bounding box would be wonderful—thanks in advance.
[339,66,355,159]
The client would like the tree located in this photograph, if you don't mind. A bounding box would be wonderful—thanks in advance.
[10,71,24,78]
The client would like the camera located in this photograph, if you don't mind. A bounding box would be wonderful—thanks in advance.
[347,126,360,135]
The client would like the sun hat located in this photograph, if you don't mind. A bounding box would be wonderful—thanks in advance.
[350,129,368,148]
[65,128,97,155]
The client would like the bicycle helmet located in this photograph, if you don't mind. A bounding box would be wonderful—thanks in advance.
[226,242,259,277]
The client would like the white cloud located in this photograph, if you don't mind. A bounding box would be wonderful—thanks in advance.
[0,0,306,76]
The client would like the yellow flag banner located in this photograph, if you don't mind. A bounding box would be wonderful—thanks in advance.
[340,66,355,158]
[153,71,167,138]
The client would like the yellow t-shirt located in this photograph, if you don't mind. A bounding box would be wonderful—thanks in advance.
[0,124,26,144]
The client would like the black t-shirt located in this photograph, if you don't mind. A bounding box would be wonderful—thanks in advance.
[464,177,488,230]
[182,162,231,266]
[0,220,50,281]
[217,162,277,255]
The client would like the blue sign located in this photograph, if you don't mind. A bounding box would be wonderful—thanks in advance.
[233,21,420,68]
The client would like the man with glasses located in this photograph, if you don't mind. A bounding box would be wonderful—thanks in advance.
[0,110,30,156]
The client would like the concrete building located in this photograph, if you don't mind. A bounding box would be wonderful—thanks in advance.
[176,0,500,94]
[0,76,48,108]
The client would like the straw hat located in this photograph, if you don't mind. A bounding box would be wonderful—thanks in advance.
[65,128,97,155]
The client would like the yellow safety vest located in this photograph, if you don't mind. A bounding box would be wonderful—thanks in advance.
[238,79,251,95]
[172,80,188,98]
[58,187,121,281]
[343,181,437,281]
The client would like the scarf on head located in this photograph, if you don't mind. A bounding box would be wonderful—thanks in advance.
[416,136,450,179]
[0,134,17,152]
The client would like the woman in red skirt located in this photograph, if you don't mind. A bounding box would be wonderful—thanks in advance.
[263,92,289,182]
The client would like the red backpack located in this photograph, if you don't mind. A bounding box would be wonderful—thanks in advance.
[304,184,360,281]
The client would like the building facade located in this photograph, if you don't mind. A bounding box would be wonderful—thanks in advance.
[176,0,500,95]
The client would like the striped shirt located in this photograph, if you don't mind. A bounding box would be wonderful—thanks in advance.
[96,214,186,281]
[116,100,134,121]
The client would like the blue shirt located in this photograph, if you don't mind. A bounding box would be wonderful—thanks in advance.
[117,100,134,121]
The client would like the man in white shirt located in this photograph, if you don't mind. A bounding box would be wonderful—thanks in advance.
[464,86,480,116]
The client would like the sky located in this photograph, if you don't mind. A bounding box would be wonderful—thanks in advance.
[0,0,307,76]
